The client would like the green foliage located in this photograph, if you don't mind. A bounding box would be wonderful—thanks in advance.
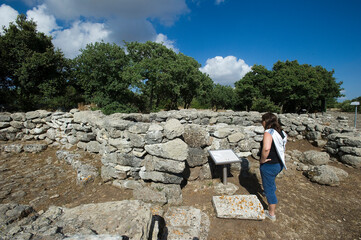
[100,102,138,115]
[1,16,344,114]
[234,65,270,111]
[125,42,213,112]
[0,14,68,111]
[337,96,361,113]
[72,42,136,113]
[189,98,212,109]
[210,84,236,111]
[235,60,343,113]
[250,97,280,113]
[125,41,177,112]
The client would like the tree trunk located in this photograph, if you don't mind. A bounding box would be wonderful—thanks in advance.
[280,104,284,114]
[321,98,326,112]
[149,86,154,111]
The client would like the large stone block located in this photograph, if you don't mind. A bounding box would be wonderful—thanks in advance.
[187,148,208,167]
[128,133,145,148]
[0,122,10,128]
[10,121,24,129]
[304,165,343,186]
[139,169,183,184]
[0,203,35,225]
[300,151,330,165]
[183,124,210,148]
[59,201,152,239]
[340,154,361,168]
[145,138,188,161]
[164,118,184,140]
[77,164,99,184]
[145,129,163,144]
[151,183,183,205]
[101,165,127,181]
[86,141,101,153]
[2,144,23,153]
[0,114,11,122]
[214,182,239,195]
[76,132,96,142]
[227,132,245,143]
[210,137,230,150]
[213,127,232,138]
[128,122,150,134]
[145,155,185,174]
[25,111,40,120]
[339,146,361,156]
[163,206,209,240]
[343,137,361,148]
[212,195,265,220]
[306,131,322,140]
[101,152,143,167]
[108,138,132,152]
[238,139,257,152]
[133,186,167,204]
[23,144,47,153]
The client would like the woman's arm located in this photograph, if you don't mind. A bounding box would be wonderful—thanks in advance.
[260,132,272,164]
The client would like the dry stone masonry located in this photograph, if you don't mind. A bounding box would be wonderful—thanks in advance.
[1,109,360,239]
[1,109,360,187]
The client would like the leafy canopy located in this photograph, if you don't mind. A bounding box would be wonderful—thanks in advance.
[235,60,343,113]
[0,14,68,111]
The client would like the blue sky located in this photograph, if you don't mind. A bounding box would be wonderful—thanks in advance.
[1,0,360,101]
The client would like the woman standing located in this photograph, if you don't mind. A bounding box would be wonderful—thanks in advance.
[260,112,287,221]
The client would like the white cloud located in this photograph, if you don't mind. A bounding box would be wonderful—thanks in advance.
[155,33,179,52]
[52,21,110,58]
[2,1,188,58]
[0,4,18,30]
[200,56,252,86]
[42,0,189,26]
[26,4,59,35]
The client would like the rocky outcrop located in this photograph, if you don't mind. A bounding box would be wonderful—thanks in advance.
[0,201,209,240]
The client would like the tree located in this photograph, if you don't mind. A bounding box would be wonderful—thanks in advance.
[72,42,136,114]
[125,41,177,112]
[210,84,236,111]
[234,65,272,111]
[168,53,213,109]
[235,60,343,113]
[337,96,361,113]
[0,14,68,111]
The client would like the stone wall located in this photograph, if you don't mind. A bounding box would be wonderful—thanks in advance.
[1,109,360,186]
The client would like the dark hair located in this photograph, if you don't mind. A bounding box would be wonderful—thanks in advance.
[262,112,282,133]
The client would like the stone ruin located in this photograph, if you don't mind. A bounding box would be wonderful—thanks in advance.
[0,109,360,239]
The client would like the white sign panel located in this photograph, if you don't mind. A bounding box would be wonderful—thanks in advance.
[208,149,241,165]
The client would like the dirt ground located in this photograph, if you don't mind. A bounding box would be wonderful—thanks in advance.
[0,111,360,239]
[183,140,361,240]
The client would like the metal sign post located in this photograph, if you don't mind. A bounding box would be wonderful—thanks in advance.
[350,102,360,129]
[208,149,241,185]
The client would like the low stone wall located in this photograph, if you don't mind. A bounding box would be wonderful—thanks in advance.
[325,132,361,168]
[1,109,360,187]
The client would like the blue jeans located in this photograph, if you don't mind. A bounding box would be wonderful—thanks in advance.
[260,163,282,205]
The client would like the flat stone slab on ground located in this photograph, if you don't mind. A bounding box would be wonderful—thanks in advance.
[59,200,152,239]
[163,206,210,240]
[212,195,265,220]
[214,182,239,195]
